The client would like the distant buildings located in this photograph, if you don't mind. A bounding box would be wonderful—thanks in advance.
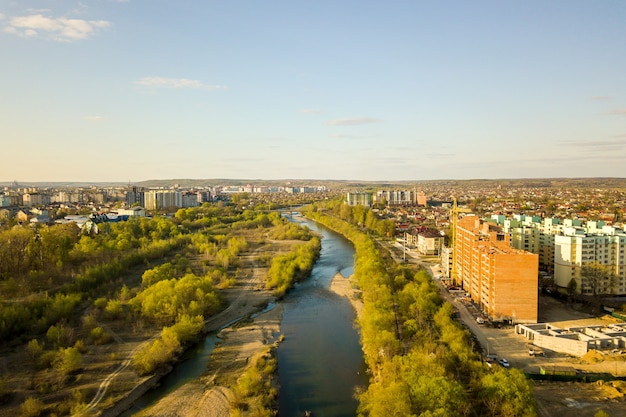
[347,189,429,208]
[375,189,419,206]
[346,192,373,207]
[117,207,146,217]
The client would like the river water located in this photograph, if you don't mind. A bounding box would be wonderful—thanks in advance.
[277,216,367,416]
[123,215,367,416]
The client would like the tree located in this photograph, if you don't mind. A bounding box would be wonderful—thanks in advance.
[479,369,536,417]
[53,347,83,375]
[567,277,578,295]
[580,262,617,295]
[26,339,43,365]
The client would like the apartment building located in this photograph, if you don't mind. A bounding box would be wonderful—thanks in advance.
[22,192,50,207]
[144,190,183,211]
[374,189,418,206]
[554,226,626,295]
[0,194,11,207]
[346,192,373,207]
[455,215,539,323]
[494,214,626,295]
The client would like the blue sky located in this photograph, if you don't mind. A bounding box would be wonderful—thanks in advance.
[1,1,625,182]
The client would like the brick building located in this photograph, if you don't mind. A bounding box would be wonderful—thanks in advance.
[455,215,539,323]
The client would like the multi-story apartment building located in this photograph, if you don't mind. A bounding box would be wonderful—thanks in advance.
[455,215,539,323]
[494,214,626,295]
[0,194,11,207]
[144,190,183,211]
[196,191,212,204]
[537,218,561,274]
[126,187,145,207]
[181,192,200,208]
[346,192,372,207]
[374,189,418,206]
[23,192,50,207]
[554,226,626,295]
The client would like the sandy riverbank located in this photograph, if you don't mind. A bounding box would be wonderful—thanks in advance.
[132,272,360,417]
[134,303,283,417]
[329,272,363,319]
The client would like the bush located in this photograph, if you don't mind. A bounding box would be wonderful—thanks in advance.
[20,397,44,417]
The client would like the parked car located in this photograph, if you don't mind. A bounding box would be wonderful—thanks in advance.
[498,358,510,368]
[476,317,485,324]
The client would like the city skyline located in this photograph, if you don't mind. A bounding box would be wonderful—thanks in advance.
[1,1,625,182]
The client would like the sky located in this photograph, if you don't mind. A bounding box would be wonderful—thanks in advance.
[1,1,625,182]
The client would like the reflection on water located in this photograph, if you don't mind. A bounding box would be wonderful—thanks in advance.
[121,334,220,415]
[278,219,367,417]
[122,217,367,417]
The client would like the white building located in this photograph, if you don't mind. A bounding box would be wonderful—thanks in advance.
[554,226,626,295]
[117,207,146,217]
[416,231,444,256]
[374,189,418,206]
[346,192,372,207]
[144,190,183,211]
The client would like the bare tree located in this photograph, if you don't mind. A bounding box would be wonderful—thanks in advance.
[580,262,617,295]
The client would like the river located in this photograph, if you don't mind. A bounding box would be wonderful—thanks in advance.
[123,215,367,416]
[277,216,368,416]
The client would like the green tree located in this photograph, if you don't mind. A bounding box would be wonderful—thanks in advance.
[26,339,43,364]
[20,397,44,417]
[479,369,536,417]
[53,347,83,375]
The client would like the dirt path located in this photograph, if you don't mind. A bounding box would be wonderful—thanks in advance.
[134,303,282,417]
[135,263,356,417]
[130,243,284,417]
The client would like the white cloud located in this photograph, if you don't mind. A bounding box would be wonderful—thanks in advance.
[4,14,110,41]
[83,115,104,121]
[135,76,227,91]
[326,117,380,126]
[607,108,626,116]
[0,13,5,21]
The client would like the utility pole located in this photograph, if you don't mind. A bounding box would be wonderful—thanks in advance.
[403,231,407,263]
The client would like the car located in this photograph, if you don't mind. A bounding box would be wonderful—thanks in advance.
[498,358,510,368]
[476,317,485,324]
